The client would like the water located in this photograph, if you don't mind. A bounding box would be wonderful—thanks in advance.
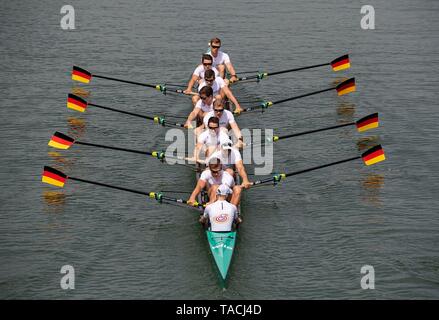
[1,0,439,299]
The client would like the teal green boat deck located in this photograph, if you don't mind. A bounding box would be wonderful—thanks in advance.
[206,230,237,280]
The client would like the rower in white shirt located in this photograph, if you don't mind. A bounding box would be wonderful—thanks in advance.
[184,54,219,101]
[196,70,243,113]
[208,137,252,189]
[207,37,238,83]
[202,99,244,148]
[199,184,242,231]
[187,157,242,206]
[192,117,228,163]
[184,86,214,129]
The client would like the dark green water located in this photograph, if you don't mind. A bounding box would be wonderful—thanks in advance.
[1,0,439,299]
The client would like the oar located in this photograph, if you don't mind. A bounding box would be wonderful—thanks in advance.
[234,77,356,115]
[252,144,386,186]
[71,66,188,95]
[235,54,350,82]
[246,113,379,147]
[41,166,205,209]
[67,93,185,127]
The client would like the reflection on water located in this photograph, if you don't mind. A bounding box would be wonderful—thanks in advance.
[336,102,355,120]
[356,136,381,151]
[67,117,86,139]
[71,87,90,98]
[361,174,385,207]
[331,77,349,86]
[47,151,76,168]
[42,190,66,213]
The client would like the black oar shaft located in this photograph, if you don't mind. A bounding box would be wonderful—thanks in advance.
[267,63,330,77]
[69,177,150,196]
[93,74,156,89]
[272,87,334,105]
[278,122,354,140]
[285,156,361,178]
[88,102,155,121]
[75,141,153,156]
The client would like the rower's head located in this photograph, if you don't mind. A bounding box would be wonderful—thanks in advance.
[201,54,213,70]
[216,183,232,200]
[204,69,216,85]
[207,116,220,133]
[213,99,225,118]
[209,38,221,54]
[199,86,213,105]
[208,156,222,177]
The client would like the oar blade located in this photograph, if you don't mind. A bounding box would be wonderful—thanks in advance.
[336,77,356,96]
[361,145,386,166]
[72,66,92,83]
[331,54,350,72]
[356,113,379,132]
[42,166,68,188]
[48,131,75,150]
[67,93,88,112]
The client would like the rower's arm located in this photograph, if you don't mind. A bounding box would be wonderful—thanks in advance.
[230,122,243,143]
[193,142,203,162]
[184,74,199,94]
[185,108,200,127]
[225,62,237,78]
[236,160,251,186]
[222,86,241,111]
[188,179,206,203]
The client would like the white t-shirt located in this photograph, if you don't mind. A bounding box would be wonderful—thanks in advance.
[208,51,231,68]
[195,98,214,113]
[208,149,242,169]
[203,200,237,232]
[193,65,219,79]
[200,170,235,188]
[197,129,228,147]
[198,77,226,96]
[203,109,235,128]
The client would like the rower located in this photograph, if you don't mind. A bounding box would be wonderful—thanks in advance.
[207,38,238,83]
[203,99,244,148]
[184,54,219,98]
[184,86,214,129]
[195,69,243,113]
[208,137,252,190]
[199,184,242,231]
[192,117,228,163]
[188,157,242,206]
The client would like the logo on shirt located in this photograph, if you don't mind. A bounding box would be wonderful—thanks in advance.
[215,214,229,223]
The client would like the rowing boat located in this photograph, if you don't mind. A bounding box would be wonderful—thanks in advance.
[196,164,240,281]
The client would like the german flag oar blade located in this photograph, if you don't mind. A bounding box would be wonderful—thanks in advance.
[356,113,379,132]
[48,132,75,150]
[336,77,356,96]
[67,93,88,112]
[72,66,92,84]
[331,54,350,71]
[42,166,68,187]
[361,145,386,166]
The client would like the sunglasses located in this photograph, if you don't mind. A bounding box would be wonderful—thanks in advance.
[205,78,214,82]
[203,62,212,66]
[214,109,224,113]
[200,95,209,100]
[208,126,219,130]
[211,45,221,49]
[211,170,221,175]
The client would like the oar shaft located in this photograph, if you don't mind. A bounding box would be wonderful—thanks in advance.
[285,156,361,178]
[267,63,330,77]
[278,122,354,140]
[69,177,150,196]
[75,141,153,156]
[88,102,155,121]
[93,74,157,89]
[272,87,334,105]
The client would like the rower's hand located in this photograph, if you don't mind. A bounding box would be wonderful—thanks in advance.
[183,89,193,95]
[241,181,253,189]
[185,156,196,163]
[234,107,242,115]
[187,198,196,206]
[184,121,193,129]
[230,75,239,83]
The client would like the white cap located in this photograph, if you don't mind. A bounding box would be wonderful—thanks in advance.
[216,184,232,196]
